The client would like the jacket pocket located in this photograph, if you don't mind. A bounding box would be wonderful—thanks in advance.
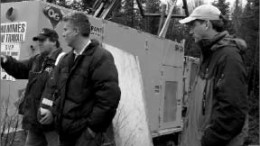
[75,127,104,146]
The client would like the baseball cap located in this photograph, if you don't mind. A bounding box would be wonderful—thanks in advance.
[33,28,59,41]
[179,4,221,24]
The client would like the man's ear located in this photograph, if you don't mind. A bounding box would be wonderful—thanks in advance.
[73,27,80,34]
[204,20,210,30]
[53,41,57,46]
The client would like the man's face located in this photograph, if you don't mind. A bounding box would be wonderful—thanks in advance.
[37,38,54,54]
[63,21,77,47]
[188,20,208,43]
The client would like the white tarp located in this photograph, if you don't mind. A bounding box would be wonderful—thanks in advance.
[104,43,153,146]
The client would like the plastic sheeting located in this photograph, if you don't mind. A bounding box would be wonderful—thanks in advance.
[104,43,153,146]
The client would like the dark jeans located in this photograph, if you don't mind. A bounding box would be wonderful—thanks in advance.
[59,128,104,146]
[24,130,59,146]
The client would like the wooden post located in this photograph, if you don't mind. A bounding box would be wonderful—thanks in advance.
[157,4,166,35]
[158,0,177,38]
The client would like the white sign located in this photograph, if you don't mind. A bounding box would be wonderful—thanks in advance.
[1,43,21,81]
[1,22,27,43]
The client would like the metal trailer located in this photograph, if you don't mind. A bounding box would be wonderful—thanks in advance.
[0,1,195,145]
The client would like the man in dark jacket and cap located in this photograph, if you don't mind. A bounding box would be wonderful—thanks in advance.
[179,4,248,146]
[40,12,121,146]
[1,28,64,146]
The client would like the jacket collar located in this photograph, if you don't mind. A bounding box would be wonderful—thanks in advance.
[71,39,100,56]
[198,31,247,79]
[197,31,229,62]
[198,31,247,62]
[73,39,91,56]
[47,48,63,61]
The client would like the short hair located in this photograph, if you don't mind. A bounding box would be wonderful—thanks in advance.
[210,14,228,32]
[63,12,91,37]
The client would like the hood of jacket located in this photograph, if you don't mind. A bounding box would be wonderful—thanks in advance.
[197,31,247,62]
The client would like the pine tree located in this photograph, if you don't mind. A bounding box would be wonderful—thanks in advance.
[212,0,230,16]
[232,0,243,36]
[144,0,161,35]
[232,0,259,144]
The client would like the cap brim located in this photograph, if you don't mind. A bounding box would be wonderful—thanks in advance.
[179,17,197,24]
[32,35,47,41]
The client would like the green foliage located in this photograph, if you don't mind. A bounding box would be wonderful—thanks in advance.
[245,93,259,145]
[231,0,259,144]
[0,96,25,146]
[108,0,146,31]
[124,0,135,27]
[81,0,96,11]
[232,0,243,35]
[144,0,160,35]
[212,0,230,16]
[47,0,95,11]
[212,0,235,34]
[237,0,259,95]
[1,0,24,2]
[109,0,161,34]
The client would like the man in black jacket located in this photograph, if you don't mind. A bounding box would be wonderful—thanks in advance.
[41,12,121,146]
[1,28,63,146]
[179,4,248,146]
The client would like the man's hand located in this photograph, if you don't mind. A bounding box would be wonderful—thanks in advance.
[1,55,7,63]
[39,107,53,125]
